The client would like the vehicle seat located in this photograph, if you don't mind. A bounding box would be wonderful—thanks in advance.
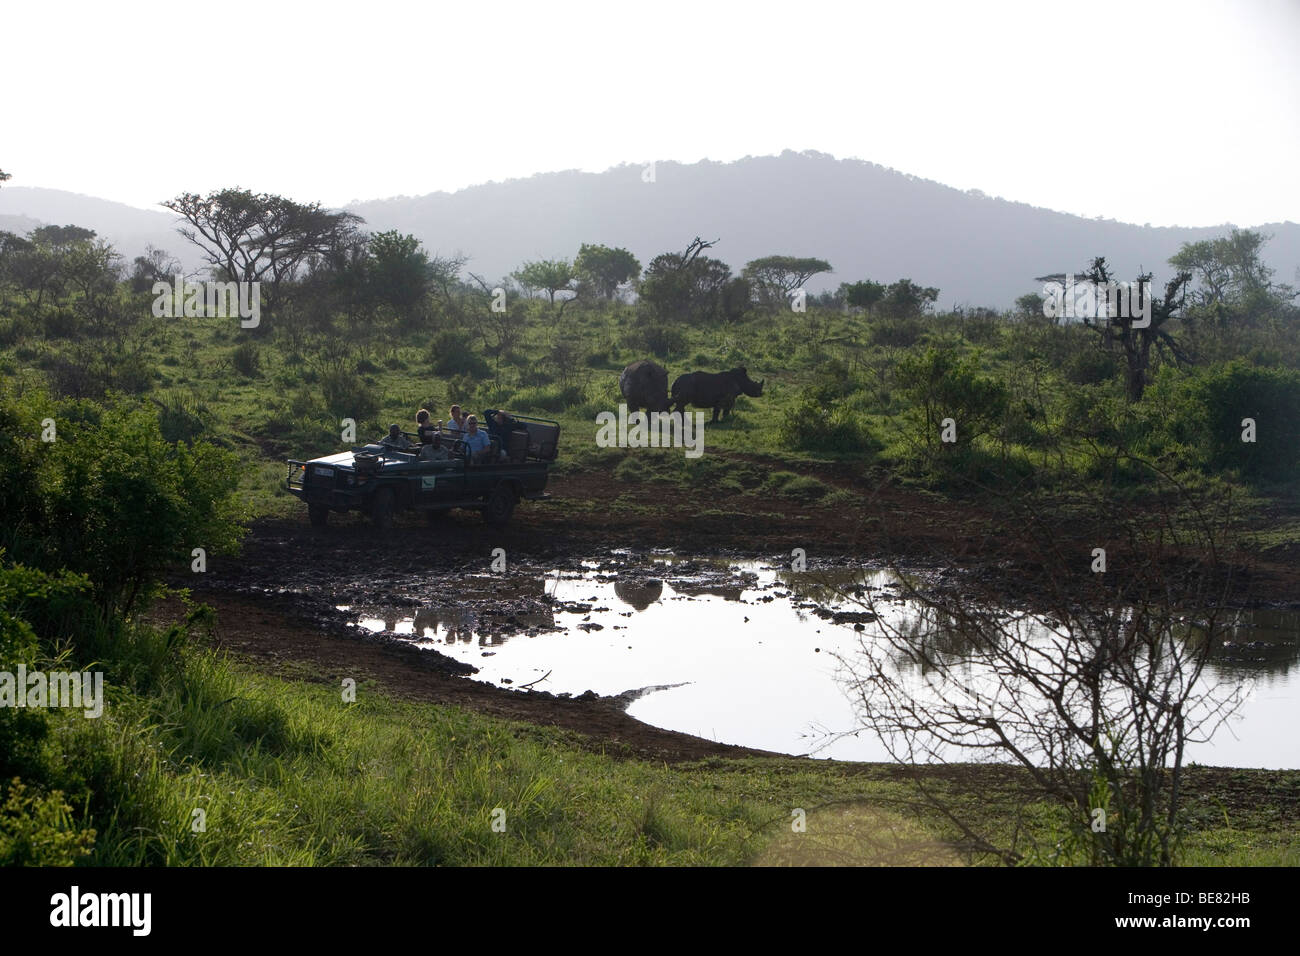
[506,429,528,463]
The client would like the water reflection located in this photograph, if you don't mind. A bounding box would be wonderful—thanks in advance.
[614,579,663,611]
[346,556,1300,767]
[1210,608,1300,674]
[360,598,557,647]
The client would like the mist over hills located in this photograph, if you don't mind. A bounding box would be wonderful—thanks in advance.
[3,151,1296,309]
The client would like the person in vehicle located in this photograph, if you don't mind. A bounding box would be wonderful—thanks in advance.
[486,409,526,461]
[416,409,437,444]
[381,424,413,450]
[445,405,465,436]
[461,415,493,463]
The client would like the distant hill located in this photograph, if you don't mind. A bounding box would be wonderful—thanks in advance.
[349,151,1300,309]
[0,188,200,272]
[4,153,1297,309]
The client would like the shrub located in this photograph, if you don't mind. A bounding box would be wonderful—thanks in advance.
[764,471,830,501]
[155,391,210,444]
[1063,347,1120,386]
[231,342,260,378]
[780,398,877,456]
[869,316,924,348]
[622,323,686,359]
[1156,362,1300,482]
[0,779,96,866]
[320,369,380,421]
[430,331,490,378]
[0,388,245,620]
[895,347,1009,445]
[0,561,94,781]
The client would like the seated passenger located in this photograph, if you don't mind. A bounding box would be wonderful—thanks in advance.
[485,409,525,461]
[445,404,465,436]
[416,409,437,444]
[381,424,413,450]
[460,415,493,463]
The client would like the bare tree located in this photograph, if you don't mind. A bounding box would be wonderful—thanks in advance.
[1084,257,1192,402]
[829,477,1248,865]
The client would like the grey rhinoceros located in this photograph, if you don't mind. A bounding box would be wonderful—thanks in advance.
[619,359,671,413]
[670,367,765,422]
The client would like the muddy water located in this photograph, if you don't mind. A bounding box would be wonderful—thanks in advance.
[346,556,1300,769]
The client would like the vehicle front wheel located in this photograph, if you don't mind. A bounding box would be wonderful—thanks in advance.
[308,505,329,529]
[370,487,396,530]
[483,485,515,526]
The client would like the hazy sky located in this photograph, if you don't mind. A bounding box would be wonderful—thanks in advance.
[3,0,1297,226]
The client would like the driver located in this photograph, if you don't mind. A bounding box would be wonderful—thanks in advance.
[381,424,413,450]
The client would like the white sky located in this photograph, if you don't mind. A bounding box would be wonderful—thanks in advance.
[2,0,1297,226]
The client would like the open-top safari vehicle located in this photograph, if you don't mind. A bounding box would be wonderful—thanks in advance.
[286,413,560,529]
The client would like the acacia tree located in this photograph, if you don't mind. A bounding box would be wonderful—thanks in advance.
[833,481,1246,866]
[7,226,102,309]
[1169,230,1297,347]
[1169,229,1275,309]
[879,278,940,318]
[162,188,364,320]
[842,279,886,315]
[575,243,640,299]
[742,255,832,311]
[363,230,435,323]
[63,238,122,318]
[513,258,577,305]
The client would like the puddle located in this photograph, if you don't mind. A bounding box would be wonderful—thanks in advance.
[345,557,1300,768]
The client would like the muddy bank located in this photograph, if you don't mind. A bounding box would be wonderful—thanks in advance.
[173,466,1300,762]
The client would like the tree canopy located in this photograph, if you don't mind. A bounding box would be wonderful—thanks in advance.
[162,189,364,318]
[513,259,578,305]
[575,243,640,299]
[742,255,832,310]
[841,279,887,313]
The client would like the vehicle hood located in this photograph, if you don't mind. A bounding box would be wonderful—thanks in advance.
[308,451,360,467]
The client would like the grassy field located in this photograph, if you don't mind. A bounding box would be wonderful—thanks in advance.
[4,294,1298,535]
[12,621,1297,867]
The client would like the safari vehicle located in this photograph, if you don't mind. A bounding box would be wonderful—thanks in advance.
[286,414,560,529]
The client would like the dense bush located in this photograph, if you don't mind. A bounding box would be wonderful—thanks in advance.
[895,347,1009,445]
[1149,362,1300,482]
[320,368,380,421]
[430,330,490,378]
[0,387,245,620]
[231,341,260,378]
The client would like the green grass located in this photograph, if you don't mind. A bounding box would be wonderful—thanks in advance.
[12,623,1293,867]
